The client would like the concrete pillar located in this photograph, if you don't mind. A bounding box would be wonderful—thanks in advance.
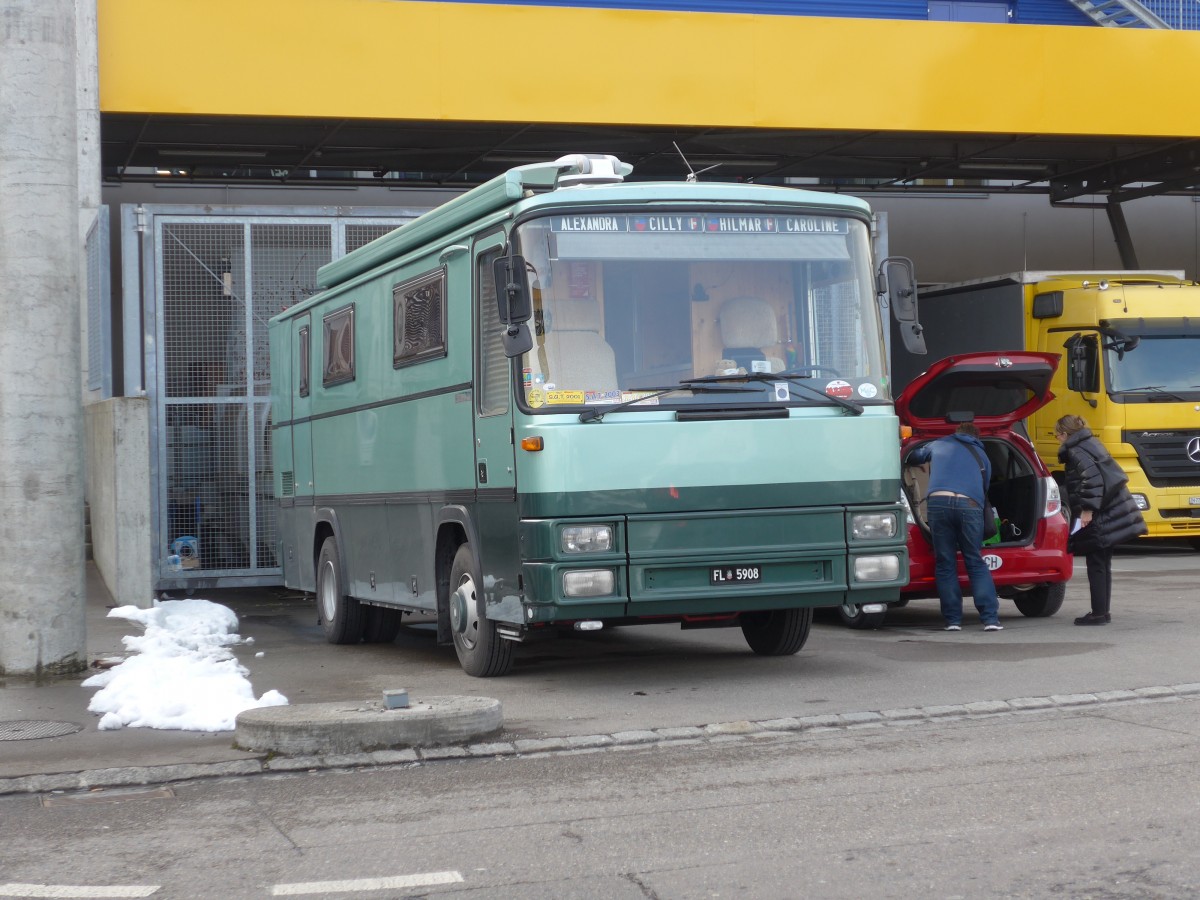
[0,0,87,676]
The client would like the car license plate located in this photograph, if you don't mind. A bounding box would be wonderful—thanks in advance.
[710,565,762,585]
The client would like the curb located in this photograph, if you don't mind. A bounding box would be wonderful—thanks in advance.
[4,682,1197,797]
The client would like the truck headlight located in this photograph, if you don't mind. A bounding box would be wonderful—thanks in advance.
[561,525,613,554]
[854,555,901,582]
[851,512,898,540]
[1130,493,1149,511]
[563,569,615,597]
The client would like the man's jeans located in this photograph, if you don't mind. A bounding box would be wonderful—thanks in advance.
[927,495,1000,626]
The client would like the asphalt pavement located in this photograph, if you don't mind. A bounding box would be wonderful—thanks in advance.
[1,545,1196,795]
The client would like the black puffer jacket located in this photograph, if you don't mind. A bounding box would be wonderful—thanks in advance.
[1058,428,1147,552]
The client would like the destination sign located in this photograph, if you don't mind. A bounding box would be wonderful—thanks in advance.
[550,214,849,235]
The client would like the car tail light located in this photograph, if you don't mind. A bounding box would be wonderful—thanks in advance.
[1042,477,1062,518]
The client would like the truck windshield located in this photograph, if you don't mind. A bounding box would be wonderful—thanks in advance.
[511,210,888,412]
[1104,318,1200,396]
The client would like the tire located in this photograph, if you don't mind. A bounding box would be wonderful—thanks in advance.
[362,606,403,643]
[448,544,515,677]
[1012,581,1066,618]
[837,600,887,630]
[740,607,813,656]
[316,536,365,644]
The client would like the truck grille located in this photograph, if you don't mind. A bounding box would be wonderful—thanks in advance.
[1124,429,1200,486]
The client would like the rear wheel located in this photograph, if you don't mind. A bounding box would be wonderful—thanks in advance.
[448,544,515,677]
[837,600,887,630]
[740,607,812,655]
[1012,581,1066,618]
[316,536,364,644]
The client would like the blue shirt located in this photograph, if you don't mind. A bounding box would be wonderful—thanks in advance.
[907,434,991,508]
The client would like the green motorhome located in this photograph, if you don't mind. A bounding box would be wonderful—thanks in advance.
[269,154,924,676]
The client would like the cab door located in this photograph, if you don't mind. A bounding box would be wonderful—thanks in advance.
[471,232,522,605]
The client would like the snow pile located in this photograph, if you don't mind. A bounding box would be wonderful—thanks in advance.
[83,598,288,732]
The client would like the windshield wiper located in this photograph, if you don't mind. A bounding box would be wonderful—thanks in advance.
[578,378,758,423]
[690,370,864,415]
[1117,385,1185,401]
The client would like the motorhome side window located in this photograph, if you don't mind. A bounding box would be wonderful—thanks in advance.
[322,305,355,387]
[477,247,508,416]
[298,325,310,397]
[393,270,447,369]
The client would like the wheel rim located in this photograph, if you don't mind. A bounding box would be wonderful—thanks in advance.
[318,558,337,622]
[452,572,480,651]
[841,601,861,619]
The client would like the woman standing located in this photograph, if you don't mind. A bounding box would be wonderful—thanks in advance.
[1055,415,1147,625]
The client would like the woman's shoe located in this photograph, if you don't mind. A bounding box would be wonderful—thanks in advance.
[1074,612,1109,626]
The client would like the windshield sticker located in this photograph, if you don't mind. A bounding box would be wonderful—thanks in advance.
[620,391,660,406]
[824,380,854,399]
[585,389,622,405]
[772,382,790,402]
[546,390,585,405]
[750,359,773,373]
[550,215,849,235]
[527,387,546,408]
[522,367,533,385]
[857,382,879,399]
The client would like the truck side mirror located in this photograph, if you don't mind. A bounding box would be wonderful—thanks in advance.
[880,256,926,355]
[493,255,535,358]
[493,255,533,325]
[1063,333,1099,394]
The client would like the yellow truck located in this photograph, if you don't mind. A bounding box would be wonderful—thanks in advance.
[892,271,1200,549]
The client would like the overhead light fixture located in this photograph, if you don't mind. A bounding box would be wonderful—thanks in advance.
[159,148,268,158]
[155,167,188,176]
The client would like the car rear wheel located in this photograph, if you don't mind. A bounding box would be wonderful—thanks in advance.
[741,607,812,655]
[837,600,887,629]
[1012,581,1066,618]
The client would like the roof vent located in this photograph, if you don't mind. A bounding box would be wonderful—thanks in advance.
[554,154,633,188]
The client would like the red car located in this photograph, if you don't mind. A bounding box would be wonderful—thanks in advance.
[839,351,1073,628]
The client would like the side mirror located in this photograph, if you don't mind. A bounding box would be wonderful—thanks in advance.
[1064,333,1099,394]
[501,322,533,358]
[880,256,926,355]
[493,255,533,325]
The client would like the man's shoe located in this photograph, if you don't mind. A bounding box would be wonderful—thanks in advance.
[1074,612,1109,626]
[983,623,1004,632]
[943,624,962,631]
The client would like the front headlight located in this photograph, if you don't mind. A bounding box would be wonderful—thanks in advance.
[851,512,898,540]
[561,525,613,554]
[1130,493,1149,511]
[854,555,901,582]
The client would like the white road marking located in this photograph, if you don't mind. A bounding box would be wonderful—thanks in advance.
[271,871,464,896]
[0,886,158,898]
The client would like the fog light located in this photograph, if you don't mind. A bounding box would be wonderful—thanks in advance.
[851,512,898,540]
[563,569,615,597]
[562,525,613,554]
[1130,493,1149,511]
[854,555,901,582]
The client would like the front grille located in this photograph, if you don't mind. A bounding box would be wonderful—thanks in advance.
[1123,429,1200,486]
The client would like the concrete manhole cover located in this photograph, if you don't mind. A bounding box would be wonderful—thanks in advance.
[0,720,83,741]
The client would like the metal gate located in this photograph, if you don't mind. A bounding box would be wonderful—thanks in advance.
[137,206,421,588]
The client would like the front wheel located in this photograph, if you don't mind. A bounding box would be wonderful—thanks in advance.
[448,544,515,677]
[837,600,887,630]
[740,607,813,656]
[1012,581,1066,618]
[316,536,364,644]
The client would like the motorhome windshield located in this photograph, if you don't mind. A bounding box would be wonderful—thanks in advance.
[1104,318,1200,397]
[511,211,887,411]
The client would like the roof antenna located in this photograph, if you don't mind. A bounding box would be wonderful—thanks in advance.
[673,141,720,182]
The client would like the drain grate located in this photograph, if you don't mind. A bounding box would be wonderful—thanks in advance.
[0,720,83,741]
